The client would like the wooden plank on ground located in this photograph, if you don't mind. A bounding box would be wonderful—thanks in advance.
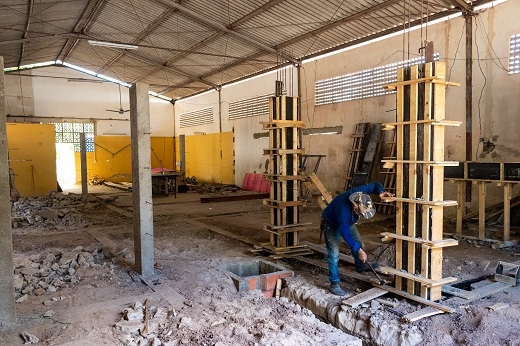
[403,307,444,322]
[342,287,388,308]
[373,283,456,313]
[200,193,268,203]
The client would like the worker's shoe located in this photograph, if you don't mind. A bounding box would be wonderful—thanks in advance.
[329,282,346,296]
[355,262,380,273]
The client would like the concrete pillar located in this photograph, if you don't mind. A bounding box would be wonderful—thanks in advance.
[80,133,88,195]
[179,135,186,174]
[0,57,16,327]
[129,83,154,276]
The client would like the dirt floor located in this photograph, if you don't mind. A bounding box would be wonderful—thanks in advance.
[2,185,520,346]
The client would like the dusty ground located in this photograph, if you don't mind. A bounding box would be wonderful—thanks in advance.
[2,185,520,346]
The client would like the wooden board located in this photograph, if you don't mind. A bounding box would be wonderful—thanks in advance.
[372,284,455,313]
[402,307,444,322]
[341,287,388,308]
[379,266,457,287]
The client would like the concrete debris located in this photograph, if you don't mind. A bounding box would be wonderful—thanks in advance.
[113,300,179,345]
[488,303,509,311]
[21,331,39,344]
[11,191,98,229]
[13,246,104,302]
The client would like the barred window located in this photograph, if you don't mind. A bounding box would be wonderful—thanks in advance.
[509,34,520,74]
[53,122,94,152]
[229,92,275,120]
[179,106,214,128]
[315,53,440,106]
[229,91,286,120]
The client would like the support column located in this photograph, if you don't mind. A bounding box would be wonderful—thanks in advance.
[0,56,16,327]
[80,133,88,195]
[478,182,486,240]
[465,13,473,203]
[503,183,512,241]
[179,135,186,174]
[130,83,154,276]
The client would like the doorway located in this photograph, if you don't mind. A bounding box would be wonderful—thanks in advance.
[55,143,76,190]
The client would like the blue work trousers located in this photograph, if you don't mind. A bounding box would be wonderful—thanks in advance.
[323,219,363,283]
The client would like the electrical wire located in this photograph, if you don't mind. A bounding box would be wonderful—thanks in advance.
[475,15,509,72]
[302,0,346,57]
[474,17,486,160]
[446,20,466,83]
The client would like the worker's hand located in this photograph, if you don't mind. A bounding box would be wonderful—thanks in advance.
[379,191,394,199]
[358,248,368,263]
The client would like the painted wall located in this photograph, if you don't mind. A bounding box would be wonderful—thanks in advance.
[172,2,519,210]
[184,132,234,184]
[74,136,176,183]
[6,123,57,197]
[4,66,175,137]
[174,68,298,186]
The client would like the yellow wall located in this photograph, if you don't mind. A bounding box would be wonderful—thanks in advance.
[6,123,57,197]
[184,132,234,184]
[75,136,176,183]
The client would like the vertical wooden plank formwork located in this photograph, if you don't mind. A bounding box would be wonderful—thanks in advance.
[268,97,277,246]
[395,68,405,291]
[280,97,287,247]
[421,62,433,298]
[430,62,446,300]
[407,65,419,295]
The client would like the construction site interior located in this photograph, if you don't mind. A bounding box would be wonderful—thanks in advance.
[0,0,519,345]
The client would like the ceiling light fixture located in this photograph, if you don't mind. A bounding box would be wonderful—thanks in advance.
[88,40,138,50]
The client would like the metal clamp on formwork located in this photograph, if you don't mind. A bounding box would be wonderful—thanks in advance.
[494,261,520,286]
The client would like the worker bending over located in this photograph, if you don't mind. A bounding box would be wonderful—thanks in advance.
[321,182,393,296]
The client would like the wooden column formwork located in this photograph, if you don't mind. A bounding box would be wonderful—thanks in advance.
[261,96,311,256]
[381,62,460,301]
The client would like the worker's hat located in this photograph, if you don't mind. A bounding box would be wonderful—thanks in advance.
[349,192,375,219]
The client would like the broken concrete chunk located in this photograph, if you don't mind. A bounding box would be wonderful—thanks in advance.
[42,253,56,265]
[13,274,24,291]
[59,252,79,266]
[178,316,192,329]
[125,308,144,321]
[51,263,59,271]
[43,310,55,318]
[39,209,58,220]
[13,258,33,269]
[20,268,39,277]
[47,285,57,293]
[16,294,28,303]
[21,331,39,344]
[114,320,144,334]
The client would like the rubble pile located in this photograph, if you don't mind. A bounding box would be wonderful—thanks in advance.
[13,245,104,303]
[113,300,177,346]
[11,191,99,229]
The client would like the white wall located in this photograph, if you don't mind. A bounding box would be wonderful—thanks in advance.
[175,67,298,185]
[299,1,520,206]
[5,66,174,137]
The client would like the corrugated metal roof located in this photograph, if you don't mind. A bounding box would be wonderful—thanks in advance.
[0,0,478,99]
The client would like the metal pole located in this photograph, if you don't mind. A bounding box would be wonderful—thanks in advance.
[465,13,473,203]
[80,133,88,195]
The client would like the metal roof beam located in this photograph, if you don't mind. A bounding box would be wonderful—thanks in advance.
[133,0,283,84]
[158,50,267,94]
[119,49,219,88]
[446,0,472,12]
[228,0,284,29]
[97,7,178,73]
[276,0,402,49]
[56,0,106,62]
[18,0,35,67]
[153,0,298,64]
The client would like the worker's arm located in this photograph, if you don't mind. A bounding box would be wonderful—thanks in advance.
[339,225,367,262]
[347,181,386,196]
[339,225,361,254]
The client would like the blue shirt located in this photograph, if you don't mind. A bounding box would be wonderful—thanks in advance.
[322,182,385,253]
